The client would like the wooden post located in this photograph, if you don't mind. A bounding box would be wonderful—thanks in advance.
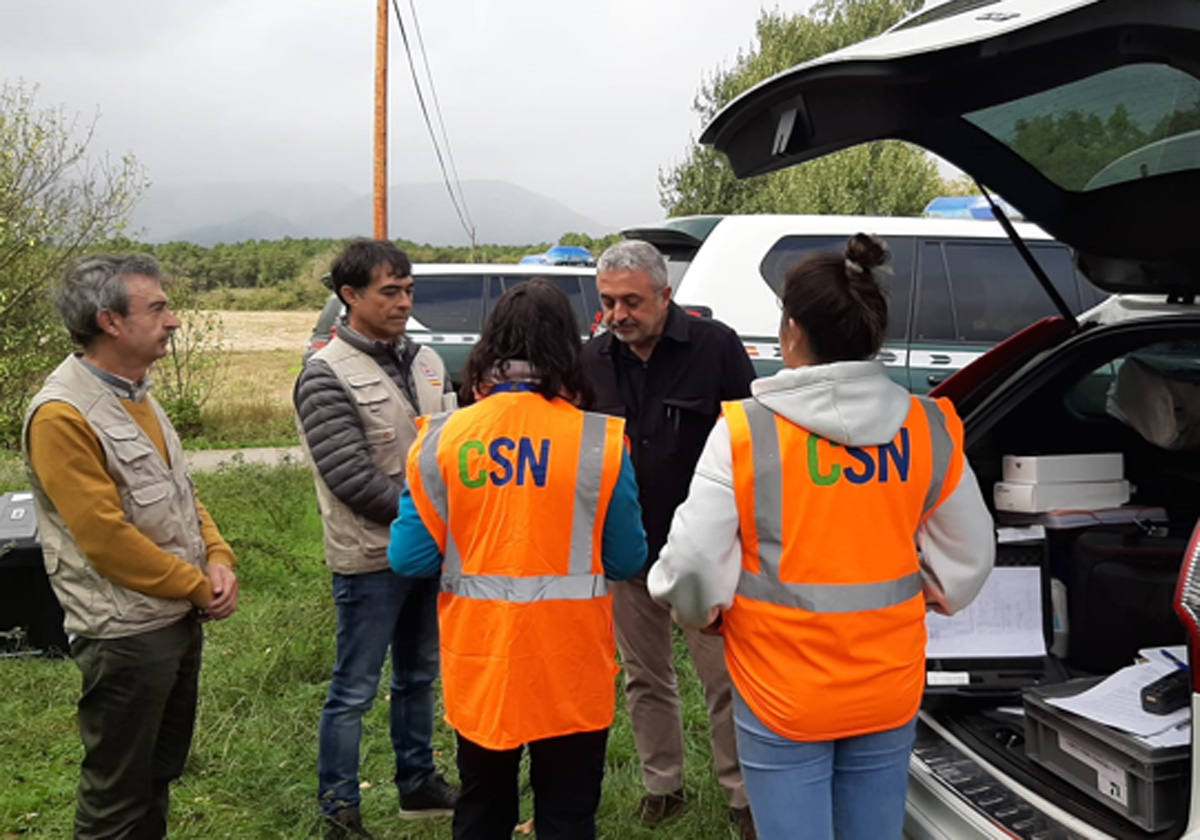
[373,0,388,240]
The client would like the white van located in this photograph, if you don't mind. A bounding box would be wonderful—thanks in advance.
[622,215,1106,393]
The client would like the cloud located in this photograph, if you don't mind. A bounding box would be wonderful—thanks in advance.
[0,0,784,229]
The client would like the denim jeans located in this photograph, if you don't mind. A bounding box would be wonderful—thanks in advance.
[732,690,915,840]
[317,569,440,815]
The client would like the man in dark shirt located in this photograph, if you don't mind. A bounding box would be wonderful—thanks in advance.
[582,240,757,839]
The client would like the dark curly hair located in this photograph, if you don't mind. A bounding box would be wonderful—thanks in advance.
[780,233,890,362]
[461,278,594,407]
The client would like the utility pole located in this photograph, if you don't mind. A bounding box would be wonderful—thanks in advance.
[373,0,388,240]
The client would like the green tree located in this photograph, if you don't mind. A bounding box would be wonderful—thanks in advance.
[1005,100,1200,190]
[940,173,981,197]
[0,81,147,447]
[660,0,940,217]
[558,231,622,255]
[154,277,226,437]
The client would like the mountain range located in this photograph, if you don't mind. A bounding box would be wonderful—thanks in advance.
[128,179,614,246]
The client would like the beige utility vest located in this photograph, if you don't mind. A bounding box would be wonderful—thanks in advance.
[301,336,448,574]
[21,355,207,640]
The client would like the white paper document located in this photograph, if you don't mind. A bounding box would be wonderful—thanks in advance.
[1137,645,1188,669]
[1047,661,1189,737]
[926,567,1045,659]
[1138,720,1192,749]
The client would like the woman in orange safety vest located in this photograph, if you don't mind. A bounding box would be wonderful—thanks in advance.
[648,234,994,840]
[388,279,647,840]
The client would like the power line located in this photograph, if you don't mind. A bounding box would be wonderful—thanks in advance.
[391,0,477,251]
[407,0,474,238]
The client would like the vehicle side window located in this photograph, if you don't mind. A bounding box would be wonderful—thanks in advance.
[485,275,504,317]
[1029,243,1086,313]
[1076,272,1108,310]
[915,242,956,341]
[580,272,601,330]
[883,237,914,343]
[413,275,485,333]
[759,235,914,342]
[501,273,593,333]
[942,241,1080,342]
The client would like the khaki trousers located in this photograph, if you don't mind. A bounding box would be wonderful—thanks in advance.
[612,571,747,808]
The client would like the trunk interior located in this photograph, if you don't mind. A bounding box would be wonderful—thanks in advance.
[926,320,1200,839]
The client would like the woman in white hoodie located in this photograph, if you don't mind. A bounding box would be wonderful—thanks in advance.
[648,234,994,840]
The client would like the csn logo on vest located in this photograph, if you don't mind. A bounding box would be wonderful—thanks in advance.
[458,437,551,488]
[807,430,911,485]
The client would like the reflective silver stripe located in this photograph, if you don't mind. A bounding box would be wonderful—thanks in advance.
[916,398,953,517]
[738,569,922,613]
[439,410,611,603]
[417,412,453,524]
[569,413,609,576]
[736,399,922,613]
[444,529,463,577]
[743,401,783,576]
[441,571,608,602]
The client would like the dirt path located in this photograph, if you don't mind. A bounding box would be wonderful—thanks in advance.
[184,446,304,472]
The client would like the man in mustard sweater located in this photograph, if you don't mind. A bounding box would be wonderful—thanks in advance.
[21,253,238,840]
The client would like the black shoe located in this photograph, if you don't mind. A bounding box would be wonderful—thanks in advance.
[322,806,375,839]
[633,789,686,825]
[729,805,757,840]
[398,772,458,819]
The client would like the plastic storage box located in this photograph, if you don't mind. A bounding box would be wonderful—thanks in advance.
[1023,679,1190,832]
[0,490,66,655]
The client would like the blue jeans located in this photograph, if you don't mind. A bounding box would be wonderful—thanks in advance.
[317,569,440,815]
[732,690,915,840]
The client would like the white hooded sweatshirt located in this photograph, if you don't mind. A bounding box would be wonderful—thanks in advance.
[647,360,995,628]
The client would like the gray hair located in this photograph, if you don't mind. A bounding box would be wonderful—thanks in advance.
[597,239,668,291]
[55,253,165,348]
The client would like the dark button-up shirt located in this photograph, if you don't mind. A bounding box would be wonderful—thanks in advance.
[582,302,756,563]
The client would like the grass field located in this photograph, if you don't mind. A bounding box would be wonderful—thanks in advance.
[186,310,319,447]
[0,463,737,839]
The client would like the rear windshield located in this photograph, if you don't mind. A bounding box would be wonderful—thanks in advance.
[966,63,1200,191]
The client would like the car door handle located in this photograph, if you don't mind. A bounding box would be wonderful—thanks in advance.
[927,374,945,386]
[929,354,952,365]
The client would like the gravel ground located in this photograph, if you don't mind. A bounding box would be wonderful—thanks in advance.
[184,446,305,472]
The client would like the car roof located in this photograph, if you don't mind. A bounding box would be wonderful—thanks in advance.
[699,0,1200,296]
[623,213,1053,249]
[410,263,595,276]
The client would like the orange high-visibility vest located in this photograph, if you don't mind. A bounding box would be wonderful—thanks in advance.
[722,395,963,741]
[406,390,627,751]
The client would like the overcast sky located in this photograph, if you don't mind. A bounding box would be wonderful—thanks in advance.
[0,0,814,233]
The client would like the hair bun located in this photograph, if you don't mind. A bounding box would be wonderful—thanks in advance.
[845,233,889,273]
